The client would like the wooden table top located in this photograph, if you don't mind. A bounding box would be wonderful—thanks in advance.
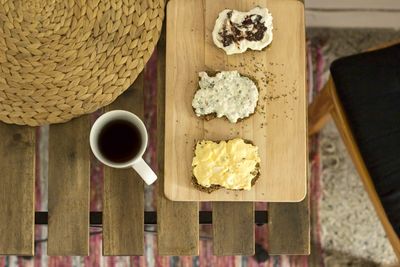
[0,6,309,257]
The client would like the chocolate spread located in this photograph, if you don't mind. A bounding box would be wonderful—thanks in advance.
[219,11,268,47]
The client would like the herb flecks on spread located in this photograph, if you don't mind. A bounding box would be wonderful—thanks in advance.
[192,71,259,123]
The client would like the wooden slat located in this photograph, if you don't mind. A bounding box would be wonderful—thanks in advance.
[0,124,35,255]
[213,202,255,255]
[203,0,256,256]
[48,116,90,255]
[267,0,310,255]
[102,74,145,256]
[268,194,310,255]
[157,26,199,256]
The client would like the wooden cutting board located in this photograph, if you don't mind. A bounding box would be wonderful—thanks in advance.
[164,0,307,202]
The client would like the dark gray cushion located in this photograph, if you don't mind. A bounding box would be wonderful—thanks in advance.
[330,43,400,236]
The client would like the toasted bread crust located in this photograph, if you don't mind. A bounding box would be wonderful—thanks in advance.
[192,139,260,193]
[192,166,260,193]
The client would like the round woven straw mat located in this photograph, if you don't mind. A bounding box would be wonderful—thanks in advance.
[0,0,165,126]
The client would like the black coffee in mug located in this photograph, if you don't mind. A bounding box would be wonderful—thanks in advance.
[97,119,142,163]
[90,110,157,185]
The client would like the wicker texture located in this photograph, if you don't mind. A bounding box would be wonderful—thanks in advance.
[0,0,164,126]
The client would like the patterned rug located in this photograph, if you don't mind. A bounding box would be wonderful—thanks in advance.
[307,29,400,267]
[2,29,399,267]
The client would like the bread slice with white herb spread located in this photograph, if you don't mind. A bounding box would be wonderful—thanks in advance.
[192,71,259,123]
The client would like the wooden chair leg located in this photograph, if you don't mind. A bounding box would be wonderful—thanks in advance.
[308,78,335,135]
[309,76,400,259]
[329,87,400,260]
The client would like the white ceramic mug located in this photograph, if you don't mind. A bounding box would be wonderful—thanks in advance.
[90,110,157,185]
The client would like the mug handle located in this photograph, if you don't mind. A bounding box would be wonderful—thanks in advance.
[131,158,157,185]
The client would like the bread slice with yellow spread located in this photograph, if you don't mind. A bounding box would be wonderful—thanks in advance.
[192,138,261,193]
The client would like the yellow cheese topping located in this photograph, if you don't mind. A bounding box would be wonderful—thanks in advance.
[192,138,261,190]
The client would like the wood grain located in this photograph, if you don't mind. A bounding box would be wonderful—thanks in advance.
[102,74,145,256]
[165,0,307,201]
[157,25,199,256]
[48,116,90,255]
[0,124,35,255]
[268,195,310,255]
[213,202,254,255]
